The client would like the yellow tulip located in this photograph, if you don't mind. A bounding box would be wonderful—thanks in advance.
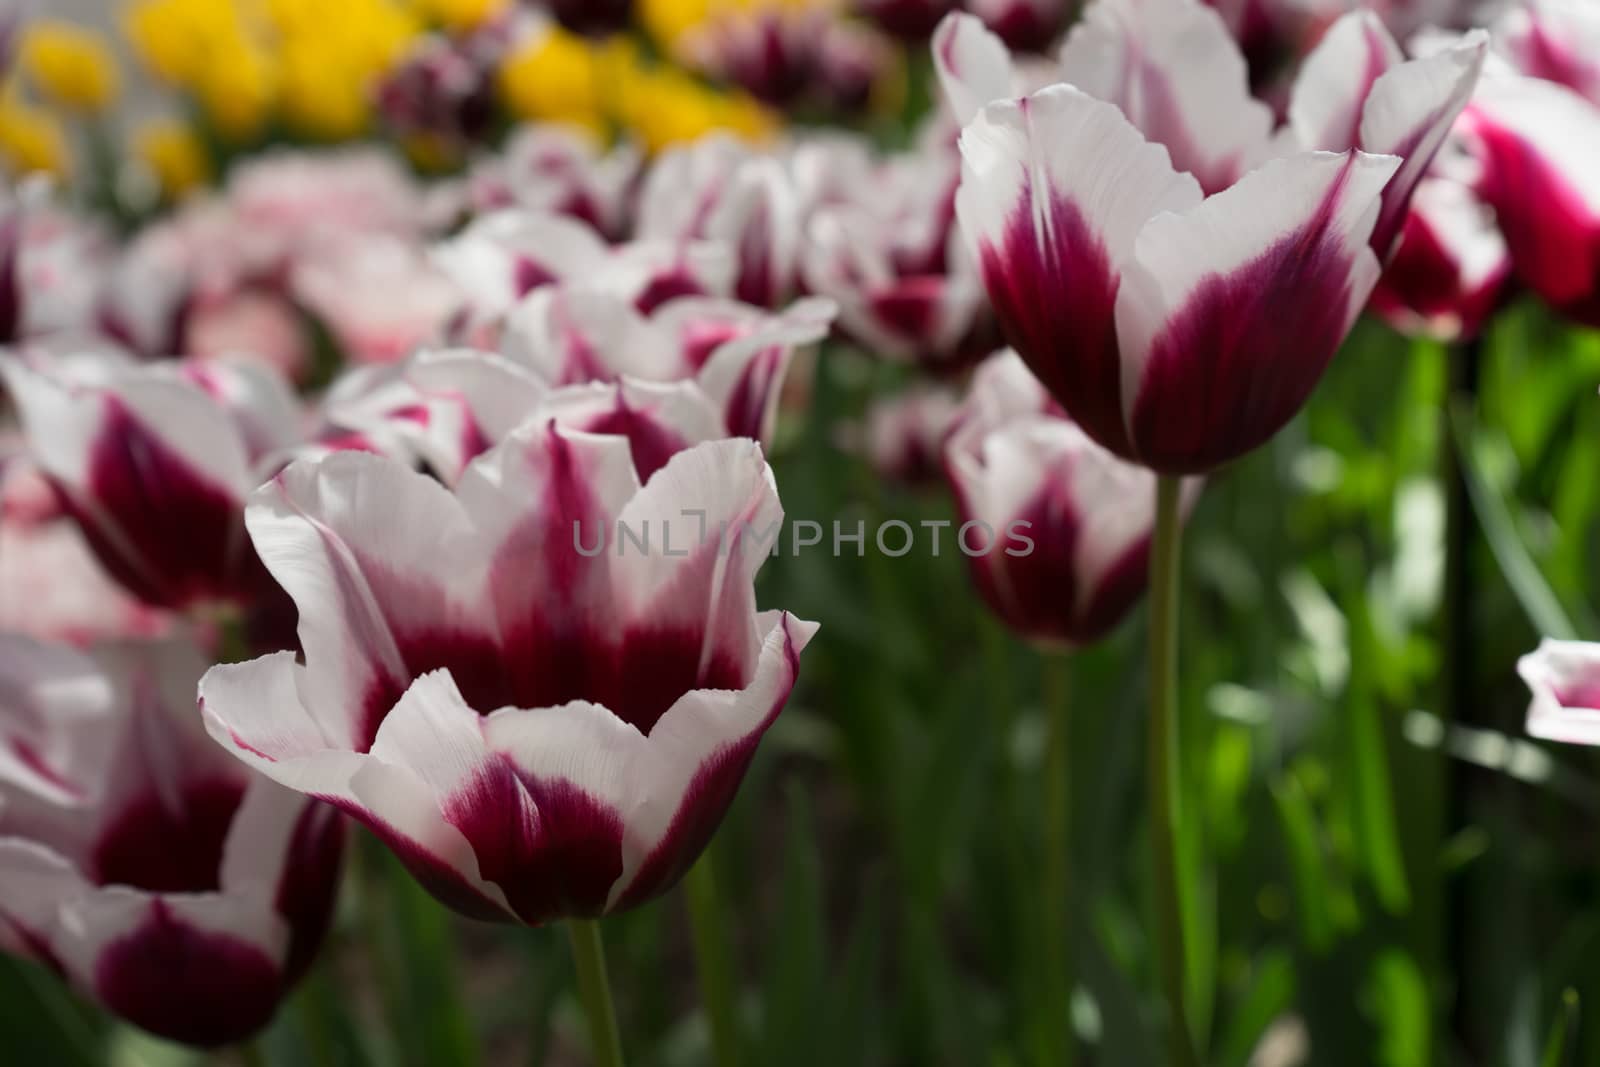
[0,99,70,177]
[135,119,212,197]
[21,21,121,114]
[197,42,276,141]
[498,29,607,131]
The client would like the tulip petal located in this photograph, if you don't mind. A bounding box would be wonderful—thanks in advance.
[1118,150,1397,473]
[1359,31,1487,255]
[612,440,783,732]
[933,13,1016,127]
[956,84,1203,457]
[458,422,641,713]
[1288,11,1404,153]
[201,654,514,922]
[534,380,724,483]
[248,452,497,749]
[613,611,815,909]
[1056,0,1274,195]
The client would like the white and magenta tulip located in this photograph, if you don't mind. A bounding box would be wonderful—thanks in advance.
[200,428,817,926]
[637,136,801,309]
[0,636,344,1047]
[955,83,1397,473]
[1370,175,1510,342]
[945,351,1187,645]
[0,352,301,611]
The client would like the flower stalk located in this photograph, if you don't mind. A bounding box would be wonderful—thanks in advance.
[567,919,625,1067]
[1148,474,1198,1067]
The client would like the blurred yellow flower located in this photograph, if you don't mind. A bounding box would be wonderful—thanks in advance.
[639,0,712,47]
[22,22,121,114]
[498,28,606,131]
[135,119,211,198]
[196,40,276,141]
[416,0,511,31]
[617,65,774,153]
[0,99,70,177]
[123,0,235,87]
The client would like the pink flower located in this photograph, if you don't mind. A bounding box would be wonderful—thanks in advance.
[1519,639,1600,747]
[200,428,816,926]
[850,384,962,485]
[184,289,311,381]
[292,233,463,366]
[945,351,1194,645]
[1,181,109,346]
[857,0,959,41]
[0,352,301,611]
[0,636,343,1047]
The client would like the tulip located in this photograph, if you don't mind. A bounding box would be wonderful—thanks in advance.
[955,82,1399,475]
[291,232,463,365]
[801,140,993,370]
[376,33,499,151]
[0,636,343,1048]
[637,136,801,309]
[946,350,1189,646]
[1519,639,1600,747]
[199,427,817,928]
[1369,175,1510,342]
[505,285,834,443]
[466,126,641,239]
[0,352,301,611]
[1463,75,1600,328]
[852,383,961,486]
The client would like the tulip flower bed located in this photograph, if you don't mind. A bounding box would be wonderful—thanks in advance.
[4,1,1600,1065]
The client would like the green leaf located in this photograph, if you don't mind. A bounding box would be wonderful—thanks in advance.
[1451,403,1580,640]
[759,784,827,1067]
[1216,950,1296,1067]
[1542,989,1580,1067]
[0,956,107,1067]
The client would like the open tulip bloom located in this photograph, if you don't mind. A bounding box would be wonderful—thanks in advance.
[199,426,816,927]
[0,636,343,1048]
[937,0,1485,474]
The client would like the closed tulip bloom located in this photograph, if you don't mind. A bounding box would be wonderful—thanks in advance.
[0,353,301,611]
[955,83,1399,474]
[0,637,344,1047]
[1464,75,1600,328]
[1518,639,1600,747]
[946,350,1188,646]
[200,428,816,926]
[1370,176,1510,342]
[544,0,634,37]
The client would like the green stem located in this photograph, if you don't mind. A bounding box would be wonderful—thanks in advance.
[1149,475,1199,1067]
[1042,650,1075,1067]
[684,852,742,1067]
[566,919,625,1067]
